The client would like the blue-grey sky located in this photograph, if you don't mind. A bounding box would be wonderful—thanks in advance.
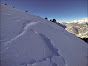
[1,0,88,22]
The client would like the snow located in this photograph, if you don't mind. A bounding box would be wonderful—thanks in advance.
[0,4,88,66]
[64,20,88,38]
[65,17,88,23]
[72,17,88,23]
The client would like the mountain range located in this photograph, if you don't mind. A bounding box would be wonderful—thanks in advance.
[60,18,88,38]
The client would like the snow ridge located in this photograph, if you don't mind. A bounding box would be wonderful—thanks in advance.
[0,22,39,53]
[5,22,38,44]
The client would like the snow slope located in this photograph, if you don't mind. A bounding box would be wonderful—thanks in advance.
[0,4,88,66]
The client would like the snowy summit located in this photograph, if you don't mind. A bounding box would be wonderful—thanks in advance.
[0,4,88,66]
[72,17,88,23]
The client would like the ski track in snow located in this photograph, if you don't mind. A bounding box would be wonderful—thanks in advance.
[39,33,67,66]
[0,22,39,53]
[21,33,67,66]
[39,33,59,56]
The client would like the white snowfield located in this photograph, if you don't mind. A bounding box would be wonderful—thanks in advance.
[0,4,88,66]
[72,17,88,23]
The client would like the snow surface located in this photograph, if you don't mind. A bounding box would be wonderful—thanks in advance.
[62,17,88,23]
[0,4,88,66]
[72,17,88,23]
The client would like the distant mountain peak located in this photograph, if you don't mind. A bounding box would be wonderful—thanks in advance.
[72,17,88,23]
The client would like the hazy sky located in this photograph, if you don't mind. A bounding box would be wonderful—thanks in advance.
[1,0,88,22]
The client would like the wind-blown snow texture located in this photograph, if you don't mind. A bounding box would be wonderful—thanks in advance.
[0,4,88,66]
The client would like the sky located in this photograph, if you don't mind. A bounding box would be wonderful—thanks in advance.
[1,0,88,22]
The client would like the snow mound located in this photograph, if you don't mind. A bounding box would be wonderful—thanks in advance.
[0,4,88,66]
